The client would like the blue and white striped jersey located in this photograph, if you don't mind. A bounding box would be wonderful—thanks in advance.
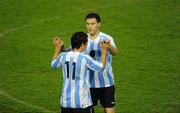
[83,32,117,88]
[51,51,103,108]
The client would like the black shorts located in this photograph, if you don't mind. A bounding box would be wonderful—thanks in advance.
[90,85,115,107]
[61,106,94,113]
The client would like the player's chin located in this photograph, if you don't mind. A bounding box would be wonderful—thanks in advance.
[89,31,95,36]
[87,29,92,33]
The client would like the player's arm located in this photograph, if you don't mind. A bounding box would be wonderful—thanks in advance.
[51,37,64,69]
[106,37,118,56]
[85,41,109,70]
[52,37,64,61]
[108,45,118,56]
[85,41,109,71]
[101,41,110,68]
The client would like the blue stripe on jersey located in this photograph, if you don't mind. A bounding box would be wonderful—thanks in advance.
[66,81,71,108]
[51,54,63,69]
[62,53,67,80]
[107,65,114,86]
[74,56,83,108]
[96,47,101,60]
[66,57,73,107]
[90,41,94,50]
[109,55,111,63]
[89,70,95,87]
[61,53,67,107]
[75,82,80,108]
[98,71,105,87]
[89,41,95,87]
[52,60,59,69]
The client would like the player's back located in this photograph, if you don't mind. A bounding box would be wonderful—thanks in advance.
[51,50,103,108]
[60,51,103,108]
[60,51,91,108]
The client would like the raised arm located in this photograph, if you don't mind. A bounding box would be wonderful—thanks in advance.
[101,41,110,68]
[52,37,64,61]
[108,45,118,56]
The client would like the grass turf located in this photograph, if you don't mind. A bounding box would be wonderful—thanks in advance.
[0,0,179,112]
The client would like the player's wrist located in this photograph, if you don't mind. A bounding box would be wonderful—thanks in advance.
[55,46,61,51]
[102,48,107,52]
[102,46,107,50]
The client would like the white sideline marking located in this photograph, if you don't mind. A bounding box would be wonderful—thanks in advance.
[0,17,60,37]
[0,90,56,113]
[0,0,150,38]
[97,0,141,9]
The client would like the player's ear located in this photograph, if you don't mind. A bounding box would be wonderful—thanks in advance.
[82,42,87,48]
[82,43,87,47]
[81,43,85,48]
[98,22,101,27]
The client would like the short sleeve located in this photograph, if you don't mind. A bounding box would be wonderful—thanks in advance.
[51,53,65,70]
[109,37,116,48]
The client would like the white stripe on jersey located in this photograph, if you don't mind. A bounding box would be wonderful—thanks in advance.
[94,71,100,87]
[79,58,86,107]
[70,76,76,107]
[102,68,110,86]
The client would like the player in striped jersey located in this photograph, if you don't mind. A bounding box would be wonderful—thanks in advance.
[51,31,110,113]
[85,13,118,113]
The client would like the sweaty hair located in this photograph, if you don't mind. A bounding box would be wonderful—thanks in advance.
[85,13,101,23]
[71,31,88,49]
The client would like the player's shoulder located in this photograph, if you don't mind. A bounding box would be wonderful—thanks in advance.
[80,53,90,58]
[99,32,113,40]
[80,53,92,61]
[59,51,73,59]
[58,52,66,58]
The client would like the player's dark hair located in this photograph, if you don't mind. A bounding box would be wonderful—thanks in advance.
[71,31,88,49]
[85,13,101,23]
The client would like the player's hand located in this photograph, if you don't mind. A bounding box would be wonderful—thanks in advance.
[101,40,110,49]
[53,36,64,49]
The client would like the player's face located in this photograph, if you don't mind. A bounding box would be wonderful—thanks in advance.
[86,18,100,36]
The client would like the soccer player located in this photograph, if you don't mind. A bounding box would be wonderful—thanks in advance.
[84,13,118,113]
[51,31,110,113]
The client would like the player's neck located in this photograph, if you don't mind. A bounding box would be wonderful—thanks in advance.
[90,31,100,40]
[72,48,83,53]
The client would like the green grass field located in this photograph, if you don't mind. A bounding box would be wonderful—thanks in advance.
[0,0,179,113]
